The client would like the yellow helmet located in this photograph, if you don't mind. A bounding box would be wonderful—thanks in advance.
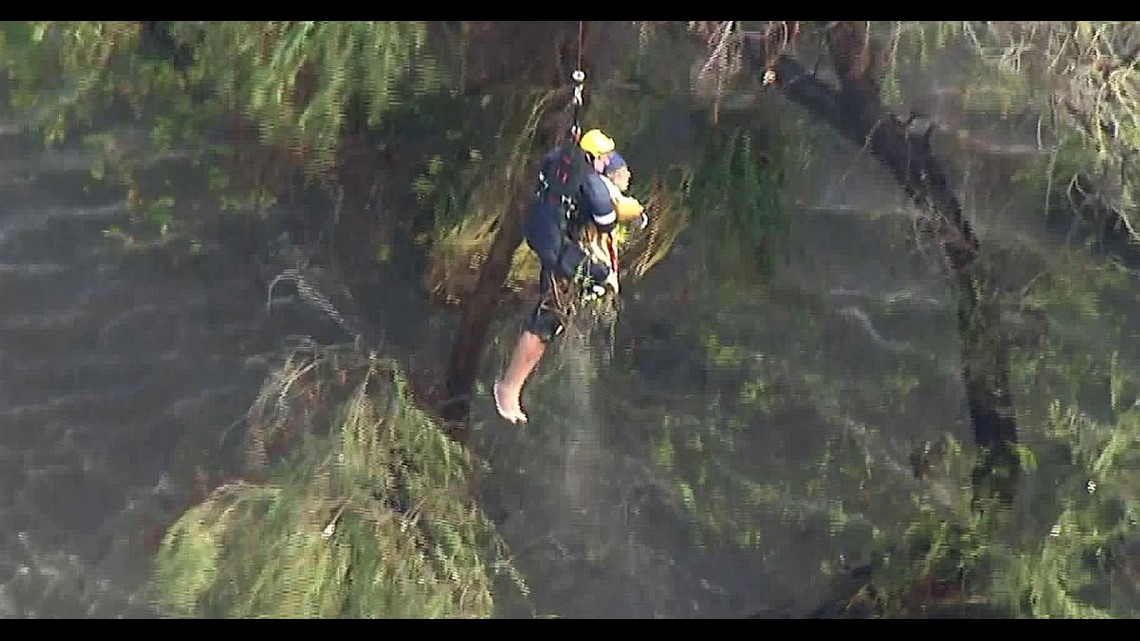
[579,128,615,156]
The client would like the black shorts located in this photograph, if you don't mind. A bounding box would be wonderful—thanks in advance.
[523,266,575,343]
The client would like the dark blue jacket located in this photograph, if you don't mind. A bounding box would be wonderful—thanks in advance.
[524,151,616,284]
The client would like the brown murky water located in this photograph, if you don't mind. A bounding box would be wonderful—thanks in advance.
[0,63,1136,618]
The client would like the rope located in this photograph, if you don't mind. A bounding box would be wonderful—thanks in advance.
[577,20,584,72]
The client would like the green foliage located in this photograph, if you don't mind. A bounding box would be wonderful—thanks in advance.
[682,122,789,283]
[153,345,527,618]
[873,398,1137,619]
[820,388,1138,619]
[0,21,446,246]
[421,88,563,301]
[0,22,146,143]
[891,22,1140,247]
[179,21,443,177]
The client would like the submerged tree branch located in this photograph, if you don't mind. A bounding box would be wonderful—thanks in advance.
[741,26,1019,504]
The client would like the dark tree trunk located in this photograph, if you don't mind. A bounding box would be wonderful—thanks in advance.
[438,86,580,437]
[428,21,602,439]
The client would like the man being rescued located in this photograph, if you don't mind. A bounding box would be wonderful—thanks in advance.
[579,151,647,295]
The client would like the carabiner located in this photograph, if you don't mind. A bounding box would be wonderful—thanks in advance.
[569,70,586,142]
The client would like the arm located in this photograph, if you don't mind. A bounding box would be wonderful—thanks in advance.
[581,174,618,235]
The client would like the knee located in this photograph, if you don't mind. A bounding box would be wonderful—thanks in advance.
[524,303,564,344]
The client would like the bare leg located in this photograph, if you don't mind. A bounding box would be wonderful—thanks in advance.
[494,329,547,423]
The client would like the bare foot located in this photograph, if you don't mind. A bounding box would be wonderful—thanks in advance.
[493,381,528,424]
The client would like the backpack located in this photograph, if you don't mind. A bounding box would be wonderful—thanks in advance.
[537,143,589,211]
[524,144,591,265]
